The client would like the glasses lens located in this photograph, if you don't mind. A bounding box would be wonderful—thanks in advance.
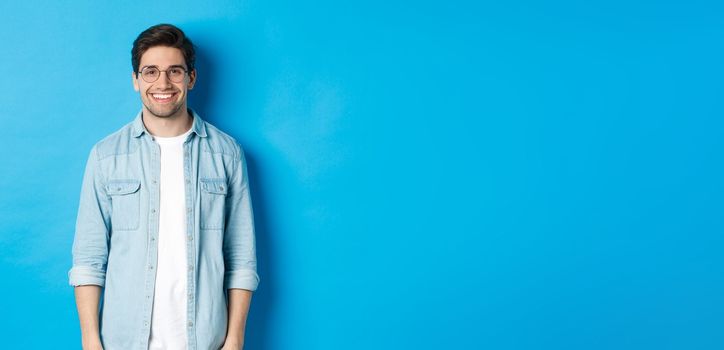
[168,67,186,82]
[141,67,159,82]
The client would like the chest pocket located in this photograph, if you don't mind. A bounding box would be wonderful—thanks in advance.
[200,178,228,230]
[107,179,141,231]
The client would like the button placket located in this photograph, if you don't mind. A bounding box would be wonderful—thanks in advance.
[147,139,162,339]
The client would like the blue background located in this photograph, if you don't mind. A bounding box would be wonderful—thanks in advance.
[0,0,722,349]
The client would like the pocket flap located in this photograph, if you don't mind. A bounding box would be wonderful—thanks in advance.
[200,178,228,195]
[107,180,141,195]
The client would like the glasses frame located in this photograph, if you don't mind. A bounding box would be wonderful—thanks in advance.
[137,65,189,83]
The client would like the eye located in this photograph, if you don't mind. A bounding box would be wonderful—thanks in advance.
[143,68,159,77]
[169,68,184,76]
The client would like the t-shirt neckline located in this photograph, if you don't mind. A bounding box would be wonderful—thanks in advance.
[153,127,193,145]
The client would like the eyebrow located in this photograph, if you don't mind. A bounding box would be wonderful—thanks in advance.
[140,64,187,70]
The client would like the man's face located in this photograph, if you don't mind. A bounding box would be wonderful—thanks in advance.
[132,46,196,119]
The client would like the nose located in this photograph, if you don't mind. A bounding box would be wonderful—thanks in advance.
[157,70,173,87]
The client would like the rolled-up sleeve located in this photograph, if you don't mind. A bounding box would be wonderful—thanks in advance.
[68,146,111,287]
[223,144,260,291]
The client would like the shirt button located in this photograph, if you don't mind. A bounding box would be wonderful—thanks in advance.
[151,237,156,241]
[188,234,193,241]
[148,265,154,270]
[151,209,156,213]
[152,180,157,184]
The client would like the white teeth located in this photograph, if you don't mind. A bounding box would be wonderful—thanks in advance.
[152,93,173,99]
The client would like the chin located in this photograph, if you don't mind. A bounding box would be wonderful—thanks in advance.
[145,104,184,119]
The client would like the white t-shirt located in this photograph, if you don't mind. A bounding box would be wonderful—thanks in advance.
[148,127,193,350]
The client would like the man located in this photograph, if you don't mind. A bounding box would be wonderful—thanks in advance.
[68,24,259,350]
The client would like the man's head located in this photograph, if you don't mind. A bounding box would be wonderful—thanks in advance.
[131,24,196,119]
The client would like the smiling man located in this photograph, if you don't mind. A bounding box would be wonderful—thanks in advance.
[68,24,259,350]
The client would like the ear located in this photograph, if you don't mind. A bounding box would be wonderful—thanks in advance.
[132,72,139,92]
[187,69,197,90]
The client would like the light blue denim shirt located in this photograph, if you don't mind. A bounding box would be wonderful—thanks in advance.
[68,109,259,350]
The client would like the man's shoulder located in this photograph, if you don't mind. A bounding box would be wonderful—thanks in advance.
[201,120,243,157]
[91,120,137,160]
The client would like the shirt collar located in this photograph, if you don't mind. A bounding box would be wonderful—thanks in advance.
[131,108,208,138]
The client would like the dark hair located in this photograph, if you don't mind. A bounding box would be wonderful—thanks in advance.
[131,24,195,74]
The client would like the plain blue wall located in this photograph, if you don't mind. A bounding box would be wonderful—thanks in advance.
[0,0,722,348]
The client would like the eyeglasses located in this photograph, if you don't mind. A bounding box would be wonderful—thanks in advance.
[138,66,188,83]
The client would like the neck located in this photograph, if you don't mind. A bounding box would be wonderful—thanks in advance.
[142,107,193,137]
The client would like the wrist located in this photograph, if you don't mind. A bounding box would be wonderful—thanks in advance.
[81,337,103,350]
[223,335,244,347]
[81,335,101,343]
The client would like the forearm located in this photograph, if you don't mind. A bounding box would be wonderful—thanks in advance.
[224,288,253,347]
[74,285,103,348]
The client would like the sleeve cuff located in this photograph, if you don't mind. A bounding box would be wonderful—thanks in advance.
[68,266,106,287]
[224,269,260,291]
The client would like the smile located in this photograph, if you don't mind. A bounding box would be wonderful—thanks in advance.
[150,92,178,103]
